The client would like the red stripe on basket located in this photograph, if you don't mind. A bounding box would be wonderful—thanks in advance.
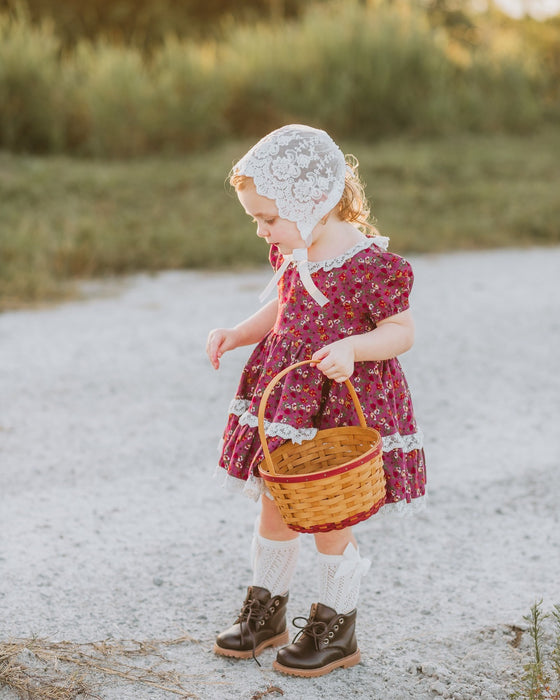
[259,442,382,484]
[288,496,387,534]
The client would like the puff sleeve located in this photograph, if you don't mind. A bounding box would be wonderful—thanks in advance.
[364,251,414,324]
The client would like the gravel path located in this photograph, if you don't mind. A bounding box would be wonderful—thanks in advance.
[1,247,559,699]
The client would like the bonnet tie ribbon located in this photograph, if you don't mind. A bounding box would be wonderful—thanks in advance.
[258,257,291,304]
[259,248,329,307]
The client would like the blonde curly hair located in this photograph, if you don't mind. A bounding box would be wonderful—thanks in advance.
[335,154,378,235]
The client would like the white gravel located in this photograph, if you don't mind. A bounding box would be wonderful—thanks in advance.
[1,247,559,699]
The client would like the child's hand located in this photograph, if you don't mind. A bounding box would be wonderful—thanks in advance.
[311,339,355,383]
[206,328,239,370]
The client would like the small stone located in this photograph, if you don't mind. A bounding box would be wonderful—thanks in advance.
[152,577,164,587]
[430,680,447,696]
[420,662,439,677]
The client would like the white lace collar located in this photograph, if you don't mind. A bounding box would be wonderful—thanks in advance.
[306,235,389,272]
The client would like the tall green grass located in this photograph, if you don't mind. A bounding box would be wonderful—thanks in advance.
[0,0,557,157]
[221,3,457,137]
[0,10,62,151]
[1,129,559,309]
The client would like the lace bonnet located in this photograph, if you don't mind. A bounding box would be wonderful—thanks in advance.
[234,124,347,246]
[232,124,349,307]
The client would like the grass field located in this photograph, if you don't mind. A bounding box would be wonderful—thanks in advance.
[1,128,559,309]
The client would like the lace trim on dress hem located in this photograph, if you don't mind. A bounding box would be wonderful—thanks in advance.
[214,465,428,516]
[228,400,318,443]
[375,493,427,519]
[382,429,424,453]
[229,398,251,415]
[229,401,424,452]
[213,465,266,502]
[239,411,318,444]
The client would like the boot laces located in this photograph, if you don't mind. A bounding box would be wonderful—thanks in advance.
[292,614,330,651]
[237,596,268,626]
[236,596,272,666]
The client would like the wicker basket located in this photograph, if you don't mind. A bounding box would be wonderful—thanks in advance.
[257,360,386,533]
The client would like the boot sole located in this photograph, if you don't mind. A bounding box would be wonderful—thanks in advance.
[273,648,361,677]
[213,629,290,659]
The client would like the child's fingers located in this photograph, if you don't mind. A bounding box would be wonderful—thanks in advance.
[210,350,220,369]
[311,346,354,383]
[311,348,335,377]
[315,358,337,378]
[311,347,330,364]
[206,330,225,369]
[310,349,332,377]
[213,344,224,369]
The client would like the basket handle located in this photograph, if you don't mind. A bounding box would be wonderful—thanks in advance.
[257,359,368,477]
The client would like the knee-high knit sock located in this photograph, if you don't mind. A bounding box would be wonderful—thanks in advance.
[317,542,371,614]
[251,532,300,597]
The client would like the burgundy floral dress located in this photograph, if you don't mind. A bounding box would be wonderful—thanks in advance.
[217,236,426,516]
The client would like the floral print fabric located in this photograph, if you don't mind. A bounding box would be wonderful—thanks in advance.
[218,237,426,511]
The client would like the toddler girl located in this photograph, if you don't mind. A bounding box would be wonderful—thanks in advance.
[206,124,426,677]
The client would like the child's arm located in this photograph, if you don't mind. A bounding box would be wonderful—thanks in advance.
[311,309,415,382]
[207,299,278,370]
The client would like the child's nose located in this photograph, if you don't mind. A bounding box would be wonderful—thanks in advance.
[256,223,268,238]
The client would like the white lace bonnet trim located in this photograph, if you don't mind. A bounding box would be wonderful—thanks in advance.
[235,124,347,245]
[229,398,424,453]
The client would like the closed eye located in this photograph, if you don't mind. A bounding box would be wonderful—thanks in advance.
[250,216,276,225]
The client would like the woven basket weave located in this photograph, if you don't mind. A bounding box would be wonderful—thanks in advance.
[257,360,386,533]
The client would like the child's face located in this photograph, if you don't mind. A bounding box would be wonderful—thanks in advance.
[237,180,306,254]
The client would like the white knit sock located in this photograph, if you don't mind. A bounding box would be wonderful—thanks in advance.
[317,542,371,614]
[251,533,300,597]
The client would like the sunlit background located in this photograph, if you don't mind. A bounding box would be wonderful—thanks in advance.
[0,0,559,307]
[494,0,560,16]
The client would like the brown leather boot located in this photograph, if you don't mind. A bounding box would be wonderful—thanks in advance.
[214,586,290,660]
[273,602,360,677]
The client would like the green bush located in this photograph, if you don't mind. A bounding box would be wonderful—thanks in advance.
[218,4,456,137]
[150,37,230,151]
[219,0,544,138]
[0,0,557,156]
[0,8,63,151]
[69,42,155,157]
